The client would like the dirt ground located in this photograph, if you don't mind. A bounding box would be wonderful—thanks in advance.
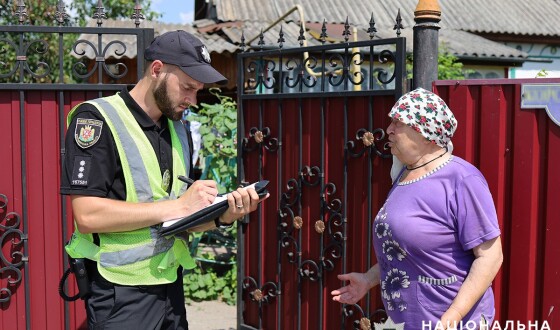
[186,300,236,330]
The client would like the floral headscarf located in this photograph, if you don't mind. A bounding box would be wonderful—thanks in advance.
[388,87,458,148]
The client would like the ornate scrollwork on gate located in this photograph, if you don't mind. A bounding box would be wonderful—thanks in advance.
[348,51,365,86]
[242,127,278,152]
[301,165,321,187]
[278,178,301,264]
[245,58,276,91]
[285,56,318,90]
[238,11,406,97]
[347,127,391,158]
[242,277,278,304]
[0,37,51,80]
[0,194,25,304]
[319,182,343,272]
[377,49,398,85]
[299,260,320,281]
[72,39,128,80]
[343,303,388,330]
[278,165,345,280]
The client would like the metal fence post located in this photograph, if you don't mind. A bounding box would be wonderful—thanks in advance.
[413,0,441,89]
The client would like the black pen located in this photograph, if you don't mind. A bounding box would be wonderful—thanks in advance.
[179,175,226,197]
[177,175,195,186]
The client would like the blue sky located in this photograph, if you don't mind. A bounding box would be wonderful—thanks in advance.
[152,0,195,24]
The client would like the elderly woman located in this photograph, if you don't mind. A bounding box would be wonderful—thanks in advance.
[331,88,503,330]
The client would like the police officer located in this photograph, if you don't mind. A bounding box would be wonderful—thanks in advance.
[60,30,266,329]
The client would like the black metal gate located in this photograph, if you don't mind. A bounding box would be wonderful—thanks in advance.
[0,2,153,328]
[236,18,407,329]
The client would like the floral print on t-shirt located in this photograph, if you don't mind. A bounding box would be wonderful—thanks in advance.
[374,202,409,312]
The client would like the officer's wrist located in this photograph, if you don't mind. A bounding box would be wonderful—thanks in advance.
[214,217,233,229]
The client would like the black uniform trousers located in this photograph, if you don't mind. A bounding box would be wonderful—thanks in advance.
[85,263,188,330]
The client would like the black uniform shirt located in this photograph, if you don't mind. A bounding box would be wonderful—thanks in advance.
[60,89,190,199]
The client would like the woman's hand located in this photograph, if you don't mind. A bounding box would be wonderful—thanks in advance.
[331,265,380,304]
[439,306,463,329]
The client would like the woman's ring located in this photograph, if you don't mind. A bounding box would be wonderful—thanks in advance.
[236,204,243,209]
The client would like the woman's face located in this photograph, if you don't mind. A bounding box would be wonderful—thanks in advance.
[386,118,426,161]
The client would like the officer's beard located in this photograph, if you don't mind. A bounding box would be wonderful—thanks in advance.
[153,75,182,121]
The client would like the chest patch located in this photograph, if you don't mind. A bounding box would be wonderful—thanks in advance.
[71,156,92,186]
[74,118,103,148]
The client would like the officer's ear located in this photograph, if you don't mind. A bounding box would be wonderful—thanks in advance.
[149,60,165,79]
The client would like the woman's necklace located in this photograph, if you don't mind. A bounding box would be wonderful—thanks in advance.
[406,148,448,171]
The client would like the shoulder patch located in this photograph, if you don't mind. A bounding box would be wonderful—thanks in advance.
[74,118,103,149]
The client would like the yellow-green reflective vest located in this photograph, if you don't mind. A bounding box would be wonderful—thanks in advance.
[65,93,196,285]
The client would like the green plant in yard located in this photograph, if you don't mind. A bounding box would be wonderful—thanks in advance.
[405,46,472,80]
[187,87,238,194]
[437,49,472,80]
[183,254,237,305]
[184,87,238,304]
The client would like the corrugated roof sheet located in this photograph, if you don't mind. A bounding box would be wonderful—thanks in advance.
[75,2,531,62]
[401,29,528,59]
[214,0,560,37]
[440,0,560,36]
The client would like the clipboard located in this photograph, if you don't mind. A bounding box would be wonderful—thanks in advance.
[158,180,269,237]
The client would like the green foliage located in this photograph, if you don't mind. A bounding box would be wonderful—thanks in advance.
[405,46,471,81]
[437,50,471,80]
[187,88,238,194]
[183,253,237,305]
[183,88,239,305]
[536,69,549,78]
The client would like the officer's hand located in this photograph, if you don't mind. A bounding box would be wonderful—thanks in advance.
[178,180,218,214]
[218,187,269,225]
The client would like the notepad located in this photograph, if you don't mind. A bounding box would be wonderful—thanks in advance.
[158,180,269,236]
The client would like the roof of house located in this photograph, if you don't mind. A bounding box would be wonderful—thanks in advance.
[206,0,560,62]
[78,0,558,63]
[213,0,560,37]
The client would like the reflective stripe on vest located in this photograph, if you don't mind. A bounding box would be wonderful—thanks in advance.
[93,97,154,202]
[65,93,195,285]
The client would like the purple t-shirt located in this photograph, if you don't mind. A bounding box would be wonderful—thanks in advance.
[373,156,501,329]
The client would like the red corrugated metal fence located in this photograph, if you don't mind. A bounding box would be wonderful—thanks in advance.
[435,79,560,328]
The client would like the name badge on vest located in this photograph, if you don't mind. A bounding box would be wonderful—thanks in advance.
[162,169,171,191]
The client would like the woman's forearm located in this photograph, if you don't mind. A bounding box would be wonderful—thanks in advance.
[441,237,503,326]
[366,264,381,289]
